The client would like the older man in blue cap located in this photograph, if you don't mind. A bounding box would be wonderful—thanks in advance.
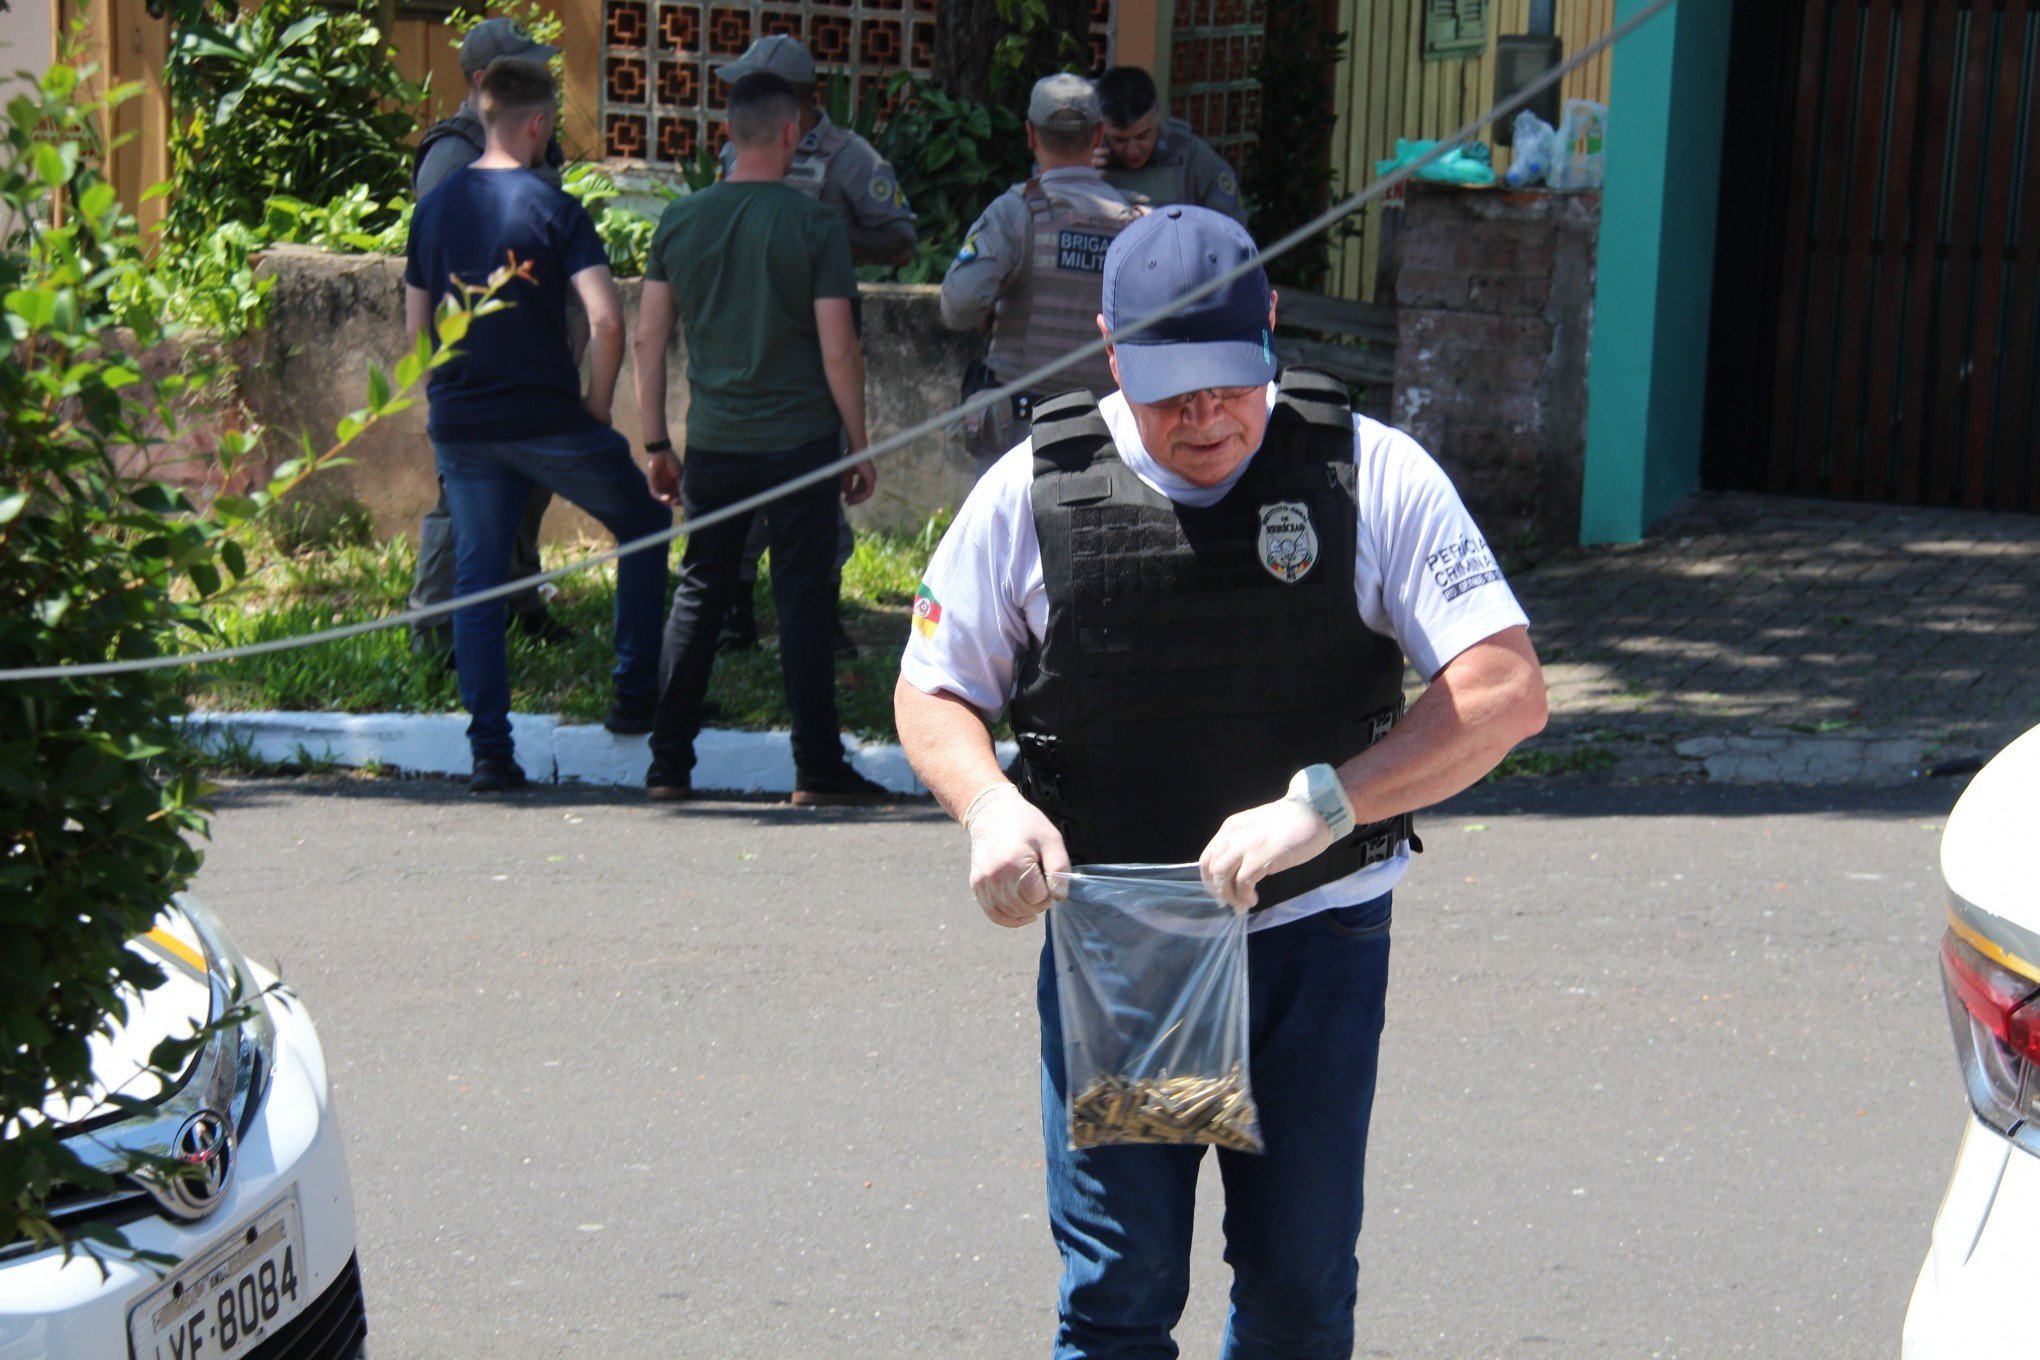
[894,206,1548,1358]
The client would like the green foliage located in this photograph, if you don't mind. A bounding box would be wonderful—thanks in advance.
[446,2,565,62]
[870,76,1029,284]
[1246,9,1353,288]
[0,57,510,1254]
[990,0,1086,92]
[263,184,413,255]
[163,0,422,241]
[560,164,674,276]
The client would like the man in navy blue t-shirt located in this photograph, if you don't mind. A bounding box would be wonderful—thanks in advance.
[404,56,671,793]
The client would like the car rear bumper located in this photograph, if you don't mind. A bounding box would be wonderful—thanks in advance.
[0,987,360,1360]
[1903,1114,2038,1358]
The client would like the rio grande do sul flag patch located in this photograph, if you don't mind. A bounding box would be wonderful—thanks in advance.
[911,582,943,639]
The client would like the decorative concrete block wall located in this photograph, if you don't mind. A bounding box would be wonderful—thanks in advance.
[1391,184,1602,553]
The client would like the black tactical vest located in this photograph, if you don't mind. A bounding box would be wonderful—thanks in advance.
[1010,368,1415,908]
[413,108,565,192]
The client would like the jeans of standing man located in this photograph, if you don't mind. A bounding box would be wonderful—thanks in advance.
[648,435,845,782]
[409,480,552,648]
[733,503,856,587]
[433,424,671,760]
[1036,893,1393,1360]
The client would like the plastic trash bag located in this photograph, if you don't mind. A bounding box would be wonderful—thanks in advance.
[1549,99,1608,190]
[1048,864,1264,1154]
[1374,137,1497,188]
[1504,110,1558,189]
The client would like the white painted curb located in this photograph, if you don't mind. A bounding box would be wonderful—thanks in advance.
[179,711,1016,795]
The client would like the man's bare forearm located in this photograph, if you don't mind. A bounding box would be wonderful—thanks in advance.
[895,678,1007,822]
[823,346,869,451]
[586,318,625,417]
[1336,626,1547,824]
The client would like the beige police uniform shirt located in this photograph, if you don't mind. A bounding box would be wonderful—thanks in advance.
[719,112,915,264]
[1103,116,1247,225]
[937,165,1133,338]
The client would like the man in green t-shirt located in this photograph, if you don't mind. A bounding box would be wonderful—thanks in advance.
[634,71,886,806]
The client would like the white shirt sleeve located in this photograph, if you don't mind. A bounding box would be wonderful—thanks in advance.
[898,443,1048,715]
[1351,416,1530,680]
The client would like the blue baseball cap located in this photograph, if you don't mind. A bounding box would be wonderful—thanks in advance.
[1101,206,1275,404]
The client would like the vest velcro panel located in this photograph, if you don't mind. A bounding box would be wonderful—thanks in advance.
[1013,369,1414,908]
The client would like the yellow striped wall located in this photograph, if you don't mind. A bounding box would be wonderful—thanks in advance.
[1324,0,1617,300]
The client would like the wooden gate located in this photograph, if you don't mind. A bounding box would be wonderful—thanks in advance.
[1707,0,2040,512]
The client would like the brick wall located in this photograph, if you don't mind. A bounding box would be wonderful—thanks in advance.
[1391,184,1602,554]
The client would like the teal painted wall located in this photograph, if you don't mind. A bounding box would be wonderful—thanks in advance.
[1579,0,1735,544]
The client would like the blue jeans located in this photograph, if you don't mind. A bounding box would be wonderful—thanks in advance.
[1037,895,1393,1360]
[433,424,671,759]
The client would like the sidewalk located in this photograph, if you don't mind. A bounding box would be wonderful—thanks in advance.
[1510,491,2040,783]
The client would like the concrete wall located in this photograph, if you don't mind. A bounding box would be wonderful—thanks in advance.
[1390,183,1602,553]
[225,245,984,541]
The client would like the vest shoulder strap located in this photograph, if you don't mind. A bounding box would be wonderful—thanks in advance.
[1022,176,1051,222]
[1273,365,1353,429]
[1262,366,1356,493]
[417,111,484,159]
[1028,390,1113,476]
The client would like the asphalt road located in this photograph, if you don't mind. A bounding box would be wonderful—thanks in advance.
[190,774,1970,1359]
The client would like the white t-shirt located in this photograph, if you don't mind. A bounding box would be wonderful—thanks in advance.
[902,385,1531,931]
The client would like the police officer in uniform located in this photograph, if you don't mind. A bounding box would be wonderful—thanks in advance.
[713,35,915,654]
[939,74,1142,462]
[895,207,1548,1357]
[714,35,916,268]
[407,18,570,659]
[1093,65,1248,226]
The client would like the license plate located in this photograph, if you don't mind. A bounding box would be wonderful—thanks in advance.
[127,1190,308,1360]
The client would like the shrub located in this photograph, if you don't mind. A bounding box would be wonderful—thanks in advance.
[163,0,421,241]
[1,57,502,1254]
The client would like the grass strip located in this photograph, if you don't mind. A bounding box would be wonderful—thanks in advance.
[178,512,947,740]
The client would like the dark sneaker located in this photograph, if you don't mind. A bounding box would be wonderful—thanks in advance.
[791,765,892,807]
[645,764,692,801]
[604,694,656,735]
[718,598,760,653]
[515,610,579,646]
[470,755,528,794]
[830,615,860,659]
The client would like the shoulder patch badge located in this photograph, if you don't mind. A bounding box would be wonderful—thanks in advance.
[954,233,980,264]
[911,582,944,638]
[1257,501,1319,584]
[1216,171,1238,198]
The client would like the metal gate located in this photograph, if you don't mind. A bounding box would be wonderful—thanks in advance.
[1706,0,2040,512]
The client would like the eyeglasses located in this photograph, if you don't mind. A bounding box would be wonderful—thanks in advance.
[1142,385,1262,412]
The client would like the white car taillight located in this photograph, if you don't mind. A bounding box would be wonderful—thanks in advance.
[1941,928,2040,1152]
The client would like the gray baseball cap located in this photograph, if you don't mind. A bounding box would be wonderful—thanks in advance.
[460,17,557,74]
[714,34,817,84]
[1028,73,1100,130]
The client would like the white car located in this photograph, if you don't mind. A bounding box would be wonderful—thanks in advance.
[1903,725,2040,1357]
[0,895,364,1360]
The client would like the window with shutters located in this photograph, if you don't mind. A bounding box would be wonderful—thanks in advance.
[1422,0,1488,60]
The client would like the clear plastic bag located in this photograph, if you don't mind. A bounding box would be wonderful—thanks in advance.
[1504,110,1558,189]
[1048,864,1264,1154]
[1549,99,1608,191]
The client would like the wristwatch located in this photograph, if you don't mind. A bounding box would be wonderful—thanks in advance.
[1285,763,1356,840]
[643,438,673,455]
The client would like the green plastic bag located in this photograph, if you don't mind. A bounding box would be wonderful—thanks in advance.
[1374,137,1497,187]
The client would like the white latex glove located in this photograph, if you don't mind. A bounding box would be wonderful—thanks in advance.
[964,783,1070,928]
[1198,797,1335,912]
